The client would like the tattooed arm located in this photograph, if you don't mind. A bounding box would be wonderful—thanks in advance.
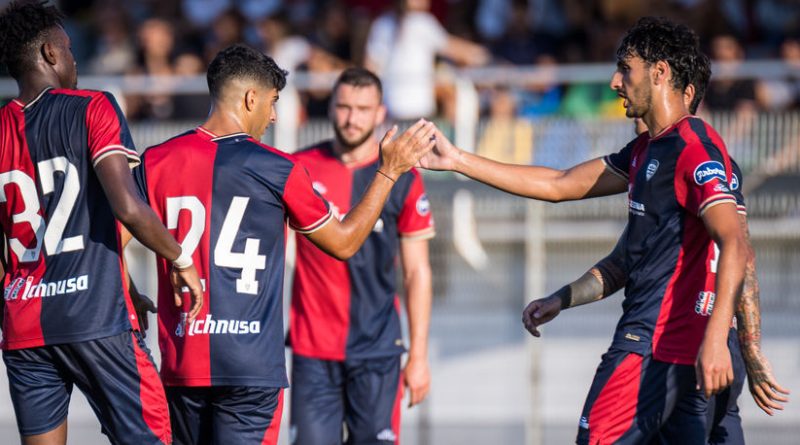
[735,214,790,415]
[522,229,628,337]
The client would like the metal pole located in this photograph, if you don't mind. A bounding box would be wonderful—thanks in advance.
[524,200,545,445]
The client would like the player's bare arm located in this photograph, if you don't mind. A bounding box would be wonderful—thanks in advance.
[696,202,747,398]
[307,120,436,259]
[523,233,628,337]
[94,154,203,322]
[735,214,790,414]
[400,237,433,407]
[418,128,627,202]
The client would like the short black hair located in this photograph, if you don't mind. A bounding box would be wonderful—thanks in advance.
[0,1,64,79]
[616,16,702,93]
[689,52,711,114]
[333,67,383,98]
[207,44,287,99]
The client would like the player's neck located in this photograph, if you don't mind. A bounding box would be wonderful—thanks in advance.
[16,73,61,104]
[332,139,379,166]
[645,94,690,138]
[202,108,249,139]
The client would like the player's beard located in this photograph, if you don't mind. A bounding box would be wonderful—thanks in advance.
[333,124,374,150]
[624,82,652,119]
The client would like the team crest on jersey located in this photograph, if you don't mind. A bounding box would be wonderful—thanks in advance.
[730,173,740,190]
[416,194,430,216]
[645,159,659,180]
[695,291,716,316]
[693,161,726,185]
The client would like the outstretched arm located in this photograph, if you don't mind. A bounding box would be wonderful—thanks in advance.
[522,231,628,337]
[306,120,436,259]
[735,214,790,415]
[95,155,203,323]
[418,128,627,202]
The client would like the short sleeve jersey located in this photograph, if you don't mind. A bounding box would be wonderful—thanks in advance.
[0,88,140,350]
[603,116,737,365]
[290,142,434,361]
[134,127,332,387]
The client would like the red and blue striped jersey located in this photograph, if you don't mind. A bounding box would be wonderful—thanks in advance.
[289,142,434,361]
[134,127,331,387]
[0,88,141,350]
[603,116,737,365]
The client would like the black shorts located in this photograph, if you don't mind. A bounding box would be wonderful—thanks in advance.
[166,385,284,445]
[290,354,403,445]
[3,330,170,444]
[576,347,700,444]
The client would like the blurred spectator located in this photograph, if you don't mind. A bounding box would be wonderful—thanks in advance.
[203,8,246,63]
[705,34,758,113]
[257,11,311,73]
[87,5,136,75]
[489,0,557,65]
[182,0,279,28]
[366,0,489,120]
[126,18,176,120]
[310,2,353,62]
[757,37,800,112]
[477,86,534,164]
[300,46,348,118]
[172,51,210,120]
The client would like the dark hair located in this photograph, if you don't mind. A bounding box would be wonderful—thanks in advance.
[207,44,287,99]
[0,1,64,79]
[689,52,711,114]
[616,16,702,92]
[333,67,383,98]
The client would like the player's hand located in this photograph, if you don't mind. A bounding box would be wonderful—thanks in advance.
[521,295,562,337]
[379,119,437,180]
[131,291,156,335]
[417,128,461,172]
[695,338,734,398]
[741,346,790,415]
[403,357,431,408]
[170,264,204,324]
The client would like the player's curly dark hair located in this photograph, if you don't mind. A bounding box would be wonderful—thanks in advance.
[617,17,702,93]
[0,1,64,79]
[689,52,711,114]
[207,44,287,99]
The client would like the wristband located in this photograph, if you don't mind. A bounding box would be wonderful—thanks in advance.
[377,169,396,183]
[172,248,193,270]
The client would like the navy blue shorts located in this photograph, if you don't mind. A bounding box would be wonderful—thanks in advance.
[290,354,403,445]
[2,330,170,443]
[576,347,700,445]
[661,328,746,445]
[166,385,284,445]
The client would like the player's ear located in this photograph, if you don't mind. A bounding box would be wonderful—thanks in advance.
[652,60,670,86]
[41,40,58,66]
[244,89,257,113]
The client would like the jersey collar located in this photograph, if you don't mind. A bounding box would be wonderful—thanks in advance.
[12,87,54,110]
[196,126,249,142]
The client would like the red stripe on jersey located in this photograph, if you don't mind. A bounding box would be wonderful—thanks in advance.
[260,389,284,445]
[81,91,137,164]
[398,169,435,239]
[117,221,140,332]
[131,332,172,443]
[145,132,216,386]
[0,104,45,349]
[588,353,643,444]
[290,146,352,360]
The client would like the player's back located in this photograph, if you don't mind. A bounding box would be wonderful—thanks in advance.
[136,127,331,387]
[0,88,141,350]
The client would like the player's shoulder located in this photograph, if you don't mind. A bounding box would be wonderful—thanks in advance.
[294,140,334,161]
[49,88,114,103]
[144,128,201,156]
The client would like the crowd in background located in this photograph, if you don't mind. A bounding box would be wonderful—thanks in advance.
[3,0,799,123]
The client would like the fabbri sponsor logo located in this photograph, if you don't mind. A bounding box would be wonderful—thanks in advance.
[695,291,715,316]
[4,275,89,301]
[693,161,727,185]
[628,200,646,216]
[175,313,261,337]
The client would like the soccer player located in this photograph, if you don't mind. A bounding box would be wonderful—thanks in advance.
[420,17,747,443]
[289,68,435,444]
[132,45,436,445]
[0,2,203,445]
